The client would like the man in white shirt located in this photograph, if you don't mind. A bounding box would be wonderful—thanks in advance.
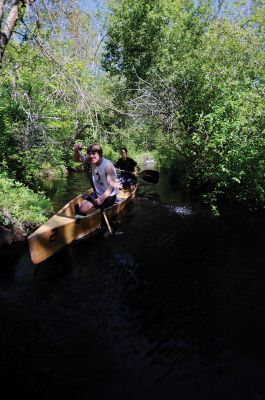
[73,143,119,214]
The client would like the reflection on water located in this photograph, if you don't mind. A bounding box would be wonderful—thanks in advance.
[41,171,92,211]
[1,171,265,399]
[167,205,193,215]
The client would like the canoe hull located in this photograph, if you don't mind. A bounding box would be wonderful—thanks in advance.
[28,187,136,264]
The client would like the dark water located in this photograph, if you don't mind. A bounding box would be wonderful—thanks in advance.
[1,172,265,399]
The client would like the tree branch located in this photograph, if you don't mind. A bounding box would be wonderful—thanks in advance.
[0,0,35,66]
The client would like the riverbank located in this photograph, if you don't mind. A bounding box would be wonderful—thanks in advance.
[0,175,53,246]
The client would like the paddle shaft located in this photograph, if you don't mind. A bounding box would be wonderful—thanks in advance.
[102,211,112,234]
[116,168,159,184]
[116,168,137,176]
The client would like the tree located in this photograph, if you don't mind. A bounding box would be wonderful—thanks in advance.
[102,0,209,134]
[0,0,35,66]
[0,0,117,185]
[103,0,265,209]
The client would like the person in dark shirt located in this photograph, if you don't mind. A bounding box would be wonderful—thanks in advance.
[115,147,138,189]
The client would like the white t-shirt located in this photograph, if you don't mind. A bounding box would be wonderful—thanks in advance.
[91,158,118,197]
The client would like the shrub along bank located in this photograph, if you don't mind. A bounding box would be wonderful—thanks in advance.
[0,174,53,244]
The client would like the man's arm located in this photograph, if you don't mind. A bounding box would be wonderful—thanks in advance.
[134,164,140,173]
[131,158,139,174]
[73,144,83,162]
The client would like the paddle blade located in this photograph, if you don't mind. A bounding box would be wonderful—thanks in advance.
[138,169,159,184]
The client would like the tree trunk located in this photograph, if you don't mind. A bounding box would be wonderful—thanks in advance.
[0,0,35,66]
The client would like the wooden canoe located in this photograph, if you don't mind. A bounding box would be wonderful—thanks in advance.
[28,186,137,264]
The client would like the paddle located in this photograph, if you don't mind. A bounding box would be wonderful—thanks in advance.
[76,147,112,234]
[116,168,159,184]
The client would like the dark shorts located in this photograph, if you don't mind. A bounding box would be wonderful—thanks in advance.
[82,193,116,210]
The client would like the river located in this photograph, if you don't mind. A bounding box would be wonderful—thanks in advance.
[0,170,265,399]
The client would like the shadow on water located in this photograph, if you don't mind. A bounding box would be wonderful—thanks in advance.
[1,171,265,399]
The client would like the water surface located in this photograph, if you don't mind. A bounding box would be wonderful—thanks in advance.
[0,171,265,399]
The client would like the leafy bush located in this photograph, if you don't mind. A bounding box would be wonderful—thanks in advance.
[0,174,53,228]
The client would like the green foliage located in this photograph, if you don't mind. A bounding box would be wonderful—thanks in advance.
[103,0,265,211]
[103,0,166,85]
[181,18,265,209]
[0,18,112,185]
[0,174,53,227]
[1,0,265,218]
[108,123,158,153]
[101,143,119,163]
[8,146,68,186]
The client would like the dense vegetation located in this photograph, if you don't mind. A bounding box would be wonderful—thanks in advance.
[0,174,52,229]
[103,0,265,210]
[0,0,264,229]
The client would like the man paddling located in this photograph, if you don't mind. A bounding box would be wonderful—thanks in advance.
[74,143,120,214]
[114,146,138,189]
